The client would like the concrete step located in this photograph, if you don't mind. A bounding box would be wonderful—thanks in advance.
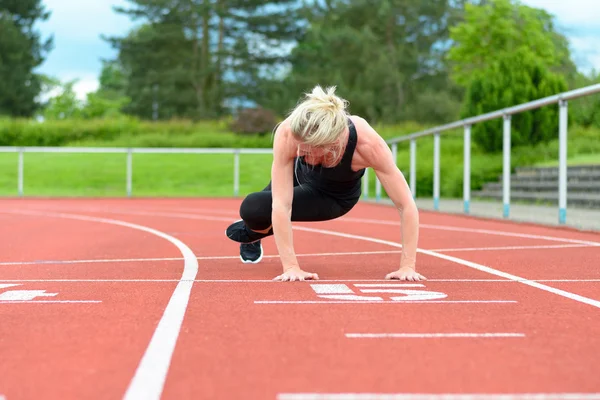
[515,165,600,178]
[501,173,600,183]
[472,190,600,208]
[483,181,600,193]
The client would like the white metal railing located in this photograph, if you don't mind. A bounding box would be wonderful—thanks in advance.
[0,147,273,198]
[2,83,599,225]
[376,83,600,225]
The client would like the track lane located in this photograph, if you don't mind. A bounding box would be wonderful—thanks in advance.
[1,199,599,400]
[0,209,195,400]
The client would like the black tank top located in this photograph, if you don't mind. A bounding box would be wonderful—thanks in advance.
[295,118,365,200]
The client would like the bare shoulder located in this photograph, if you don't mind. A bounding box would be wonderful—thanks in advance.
[272,118,297,160]
[348,115,390,169]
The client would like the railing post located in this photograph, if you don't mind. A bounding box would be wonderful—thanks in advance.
[392,143,398,165]
[502,114,512,218]
[463,125,471,214]
[433,132,440,210]
[410,139,416,198]
[233,149,240,197]
[558,99,568,224]
[18,148,24,197]
[126,148,133,198]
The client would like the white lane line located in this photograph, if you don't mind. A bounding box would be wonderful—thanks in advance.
[290,225,600,309]
[338,217,600,247]
[1,209,198,400]
[254,300,517,304]
[0,300,101,304]
[2,278,599,283]
[0,242,593,267]
[277,393,600,400]
[21,205,600,247]
[0,250,403,267]
[345,333,525,338]
[11,209,600,310]
[430,244,591,252]
[0,257,184,266]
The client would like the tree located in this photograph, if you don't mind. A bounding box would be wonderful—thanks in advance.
[0,0,53,116]
[274,0,468,124]
[447,0,571,152]
[105,0,304,120]
[81,60,130,119]
[41,79,83,120]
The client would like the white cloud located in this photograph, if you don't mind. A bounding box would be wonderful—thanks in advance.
[519,0,600,26]
[35,0,135,100]
[520,0,600,75]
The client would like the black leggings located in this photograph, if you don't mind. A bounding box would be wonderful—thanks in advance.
[239,173,360,232]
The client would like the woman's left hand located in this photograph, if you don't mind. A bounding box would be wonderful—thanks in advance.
[385,266,427,281]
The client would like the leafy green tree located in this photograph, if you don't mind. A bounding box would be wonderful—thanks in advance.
[81,60,130,119]
[273,0,468,124]
[447,0,570,152]
[106,0,304,120]
[42,79,83,120]
[0,0,53,116]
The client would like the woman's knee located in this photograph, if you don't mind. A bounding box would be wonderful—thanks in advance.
[240,192,272,229]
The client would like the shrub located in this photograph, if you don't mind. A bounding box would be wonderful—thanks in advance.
[230,108,277,135]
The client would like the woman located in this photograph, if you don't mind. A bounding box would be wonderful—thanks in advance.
[226,85,424,282]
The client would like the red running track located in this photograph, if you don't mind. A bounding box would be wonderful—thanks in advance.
[1,198,600,400]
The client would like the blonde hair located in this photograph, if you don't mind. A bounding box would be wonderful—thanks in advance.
[288,85,349,167]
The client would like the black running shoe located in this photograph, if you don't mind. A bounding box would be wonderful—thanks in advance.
[226,220,271,243]
[240,241,263,264]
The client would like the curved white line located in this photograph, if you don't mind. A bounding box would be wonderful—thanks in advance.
[0,210,198,400]
[34,208,600,309]
[29,204,600,247]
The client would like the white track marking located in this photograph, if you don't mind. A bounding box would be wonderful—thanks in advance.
[354,284,425,287]
[254,300,517,304]
[0,250,404,267]
[339,217,600,247]
[0,209,198,400]
[0,257,184,266]
[293,225,600,309]
[430,244,591,252]
[21,204,600,247]
[2,278,599,283]
[0,290,57,301]
[0,300,101,304]
[0,284,20,289]
[345,333,525,338]
[16,208,598,308]
[0,242,594,267]
[310,284,354,294]
[277,393,600,400]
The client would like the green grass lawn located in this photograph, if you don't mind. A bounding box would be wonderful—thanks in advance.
[1,122,598,198]
[534,153,600,167]
[0,152,273,197]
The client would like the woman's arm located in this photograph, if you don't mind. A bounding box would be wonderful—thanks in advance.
[270,123,319,281]
[356,118,425,281]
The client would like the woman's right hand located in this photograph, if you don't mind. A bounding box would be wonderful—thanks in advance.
[273,267,319,282]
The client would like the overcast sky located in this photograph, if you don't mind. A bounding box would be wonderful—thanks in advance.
[34,0,600,100]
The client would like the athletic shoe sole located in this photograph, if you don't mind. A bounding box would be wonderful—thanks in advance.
[240,242,263,264]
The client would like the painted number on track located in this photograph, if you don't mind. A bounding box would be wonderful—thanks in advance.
[0,284,58,301]
[310,283,447,301]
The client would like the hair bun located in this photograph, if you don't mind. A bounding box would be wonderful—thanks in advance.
[308,85,347,112]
